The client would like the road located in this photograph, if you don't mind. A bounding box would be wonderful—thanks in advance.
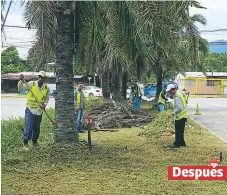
[187,98,227,143]
[1,97,227,143]
[1,97,55,120]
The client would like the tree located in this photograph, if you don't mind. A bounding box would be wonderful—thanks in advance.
[53,1,76,143]
[23,0,209,143]
[24,1,77,143]
[1,46,26,73]
[202,53,227,72]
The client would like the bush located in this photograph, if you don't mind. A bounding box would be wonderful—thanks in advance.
[1,109,55,151]
[1,97,103,151]
[85,96,104,111]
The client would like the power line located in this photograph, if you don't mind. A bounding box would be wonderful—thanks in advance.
[201,33,227,35]
[4,25,37,30]
[200,29,227,32]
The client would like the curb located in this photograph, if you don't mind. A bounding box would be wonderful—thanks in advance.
[1,95,27,99]
[189,95,227,98]
[189,116,227,144]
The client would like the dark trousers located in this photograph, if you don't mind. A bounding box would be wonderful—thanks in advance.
[173,118,187,147]
[24,108,42,144]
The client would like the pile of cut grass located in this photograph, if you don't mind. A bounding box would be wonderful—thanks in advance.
[139,110,174,137]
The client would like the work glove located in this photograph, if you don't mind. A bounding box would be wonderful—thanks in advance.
[166,98,172,103]
[20,74,24,81]
[41,103,46,110]
[74,106,78,111]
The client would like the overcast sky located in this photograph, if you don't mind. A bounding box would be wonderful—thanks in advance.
[2,0,227,59]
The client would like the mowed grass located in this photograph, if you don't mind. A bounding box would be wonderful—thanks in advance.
[2,111,227,195]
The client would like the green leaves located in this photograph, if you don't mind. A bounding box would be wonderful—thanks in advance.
[1,46,27,73]
[23,0,209,84]
[24,1,57,70]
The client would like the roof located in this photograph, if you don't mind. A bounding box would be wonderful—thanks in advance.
[180,72,227,78]
[181,72,206,78]
[206,72,227,77]
[1,72,84,80]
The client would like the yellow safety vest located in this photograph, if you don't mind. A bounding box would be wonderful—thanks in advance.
[174,91,188,120]
[158,91,167,105]
[26,81,48,111]
[75,90,85,106]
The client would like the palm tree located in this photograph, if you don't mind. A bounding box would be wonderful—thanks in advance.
[23,0,209,143]
[24,1,77,143]
[54,1,77,143]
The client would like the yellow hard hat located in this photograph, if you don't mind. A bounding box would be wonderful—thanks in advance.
[38,71,46,78]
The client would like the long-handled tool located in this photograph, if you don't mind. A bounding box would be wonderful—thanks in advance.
[161,114,173,136]
[86,114,92,153]
[22,79,55,125]
[186,92,190,104]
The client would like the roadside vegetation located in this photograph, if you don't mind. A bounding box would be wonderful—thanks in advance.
[2,109,227,195]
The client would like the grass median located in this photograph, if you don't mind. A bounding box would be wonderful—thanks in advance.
[2,109,227,195]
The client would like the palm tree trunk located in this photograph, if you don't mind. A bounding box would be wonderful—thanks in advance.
[136,55,142,80]
[102,70,110,98]
[155,67,163,100]
[155,52,163,100]
[121,71,128,99]
[54,1,78,144]
[112,62,122,100]
[112,73,121,100]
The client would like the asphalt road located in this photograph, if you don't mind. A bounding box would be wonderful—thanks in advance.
[187,98,227,143]
[1,97,227,143]
[1,97,55,120]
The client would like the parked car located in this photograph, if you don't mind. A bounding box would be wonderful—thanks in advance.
[19,90,28,95]
[144,82,178,98]
[83,86,103,97]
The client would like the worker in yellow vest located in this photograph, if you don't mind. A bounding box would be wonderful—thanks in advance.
[166,84,188,148]
[158,90,168,112]
[182,88,189,104]
[18,71,50,151]
[74,82,85,133]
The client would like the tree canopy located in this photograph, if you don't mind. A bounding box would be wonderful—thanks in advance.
[203,53,227,72]
[1,46,27,74]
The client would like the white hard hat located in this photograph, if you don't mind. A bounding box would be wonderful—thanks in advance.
[166,84,176,92]
[38,71,46,78]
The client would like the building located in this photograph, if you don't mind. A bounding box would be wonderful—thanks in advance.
[1,72,95,93]
[175,72,227,96]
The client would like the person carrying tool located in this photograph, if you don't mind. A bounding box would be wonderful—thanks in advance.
[18,71,50,151]
[74,82,85,133]
[158,90,168,112]
[166,84,188,148]
[182,88,190,104]
[130,83,142,110]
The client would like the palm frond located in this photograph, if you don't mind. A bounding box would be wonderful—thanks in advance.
[23,1,57,69]
[191,14,207,25]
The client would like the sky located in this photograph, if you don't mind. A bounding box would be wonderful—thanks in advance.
[1,0,227,59]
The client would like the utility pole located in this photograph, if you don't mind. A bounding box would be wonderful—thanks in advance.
[1,0,13,47]
[1,1,13,32]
